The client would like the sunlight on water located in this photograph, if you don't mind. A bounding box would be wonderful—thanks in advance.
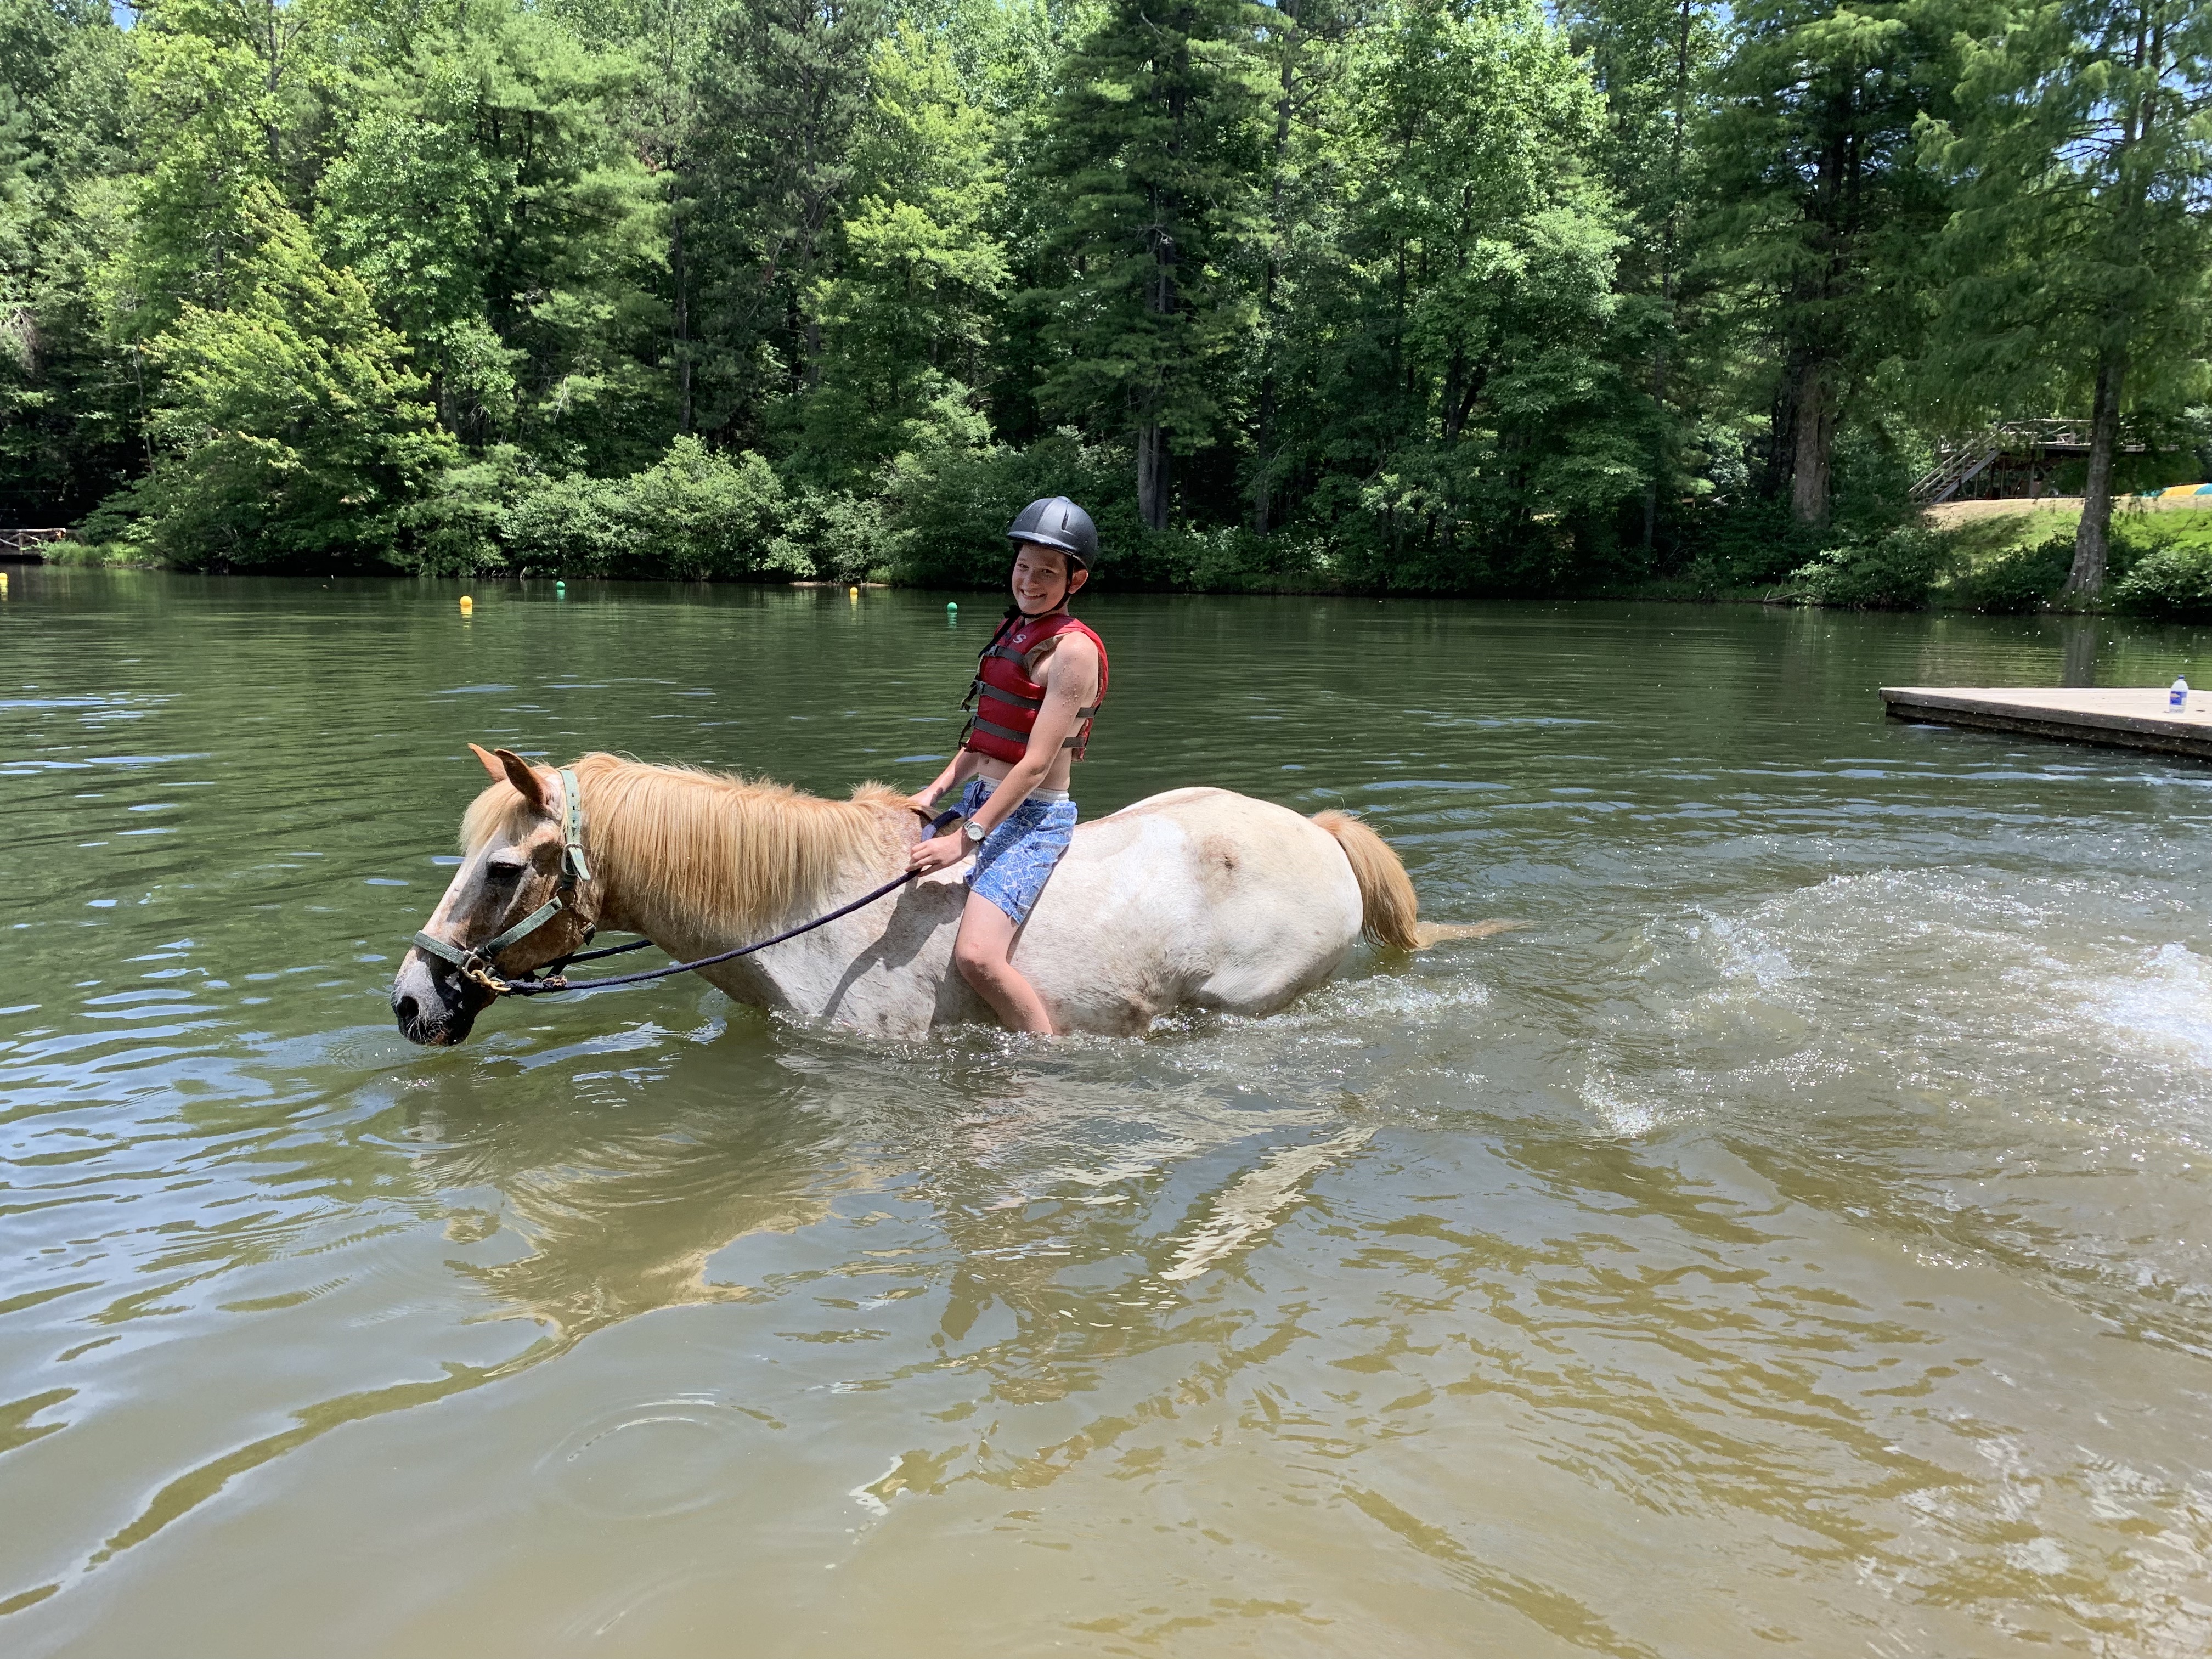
[5,573,2212,1656]
[2076,940,2212,1073]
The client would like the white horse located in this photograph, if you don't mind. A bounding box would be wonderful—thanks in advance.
[392,747,1481,1045]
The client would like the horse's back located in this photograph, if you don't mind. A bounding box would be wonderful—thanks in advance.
[1019,787,1364,1031]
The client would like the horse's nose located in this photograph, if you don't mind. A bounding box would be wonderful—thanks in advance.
[393,991,420,1029]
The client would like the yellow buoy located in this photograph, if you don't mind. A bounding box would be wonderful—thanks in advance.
[459,595,473,614]
[0,572,9,598]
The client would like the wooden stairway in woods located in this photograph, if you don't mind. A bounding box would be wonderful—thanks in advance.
[1910,442,2004,504]
[1909,419,2128,505]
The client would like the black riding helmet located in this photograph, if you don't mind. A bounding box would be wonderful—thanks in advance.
[1006,496,1098,569]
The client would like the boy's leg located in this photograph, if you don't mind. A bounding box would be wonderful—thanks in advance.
[952,890,1054,1034]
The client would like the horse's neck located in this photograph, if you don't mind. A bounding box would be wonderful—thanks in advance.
[589,791,913,1011]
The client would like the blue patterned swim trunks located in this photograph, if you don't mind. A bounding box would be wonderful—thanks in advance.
[952,776,1078,926]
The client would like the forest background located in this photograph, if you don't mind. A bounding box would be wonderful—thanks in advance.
[3,0,2209,602]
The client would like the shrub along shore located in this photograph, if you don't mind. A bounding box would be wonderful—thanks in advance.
[46,491,2212,620]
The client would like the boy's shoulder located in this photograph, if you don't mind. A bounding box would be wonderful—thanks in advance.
[1031,624,1101,677]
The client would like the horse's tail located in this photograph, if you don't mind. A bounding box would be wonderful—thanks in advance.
[1311,810,1526,951]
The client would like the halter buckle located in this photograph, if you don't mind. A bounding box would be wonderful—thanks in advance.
[459,957,511,997]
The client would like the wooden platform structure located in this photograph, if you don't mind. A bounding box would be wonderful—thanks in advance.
[1882,686,2212,759]
[1907,419,2147,505]
[0,528,67,561]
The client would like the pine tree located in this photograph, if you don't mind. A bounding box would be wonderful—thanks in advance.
[1244,0,1354,533]
[798,22,1009,484]
[689,0,887,449]
[1028,0,1269,530]
[1699,0,1967,526]
[1271,0,1630,583]
[318,5,663,469]
[0,0,133,522]
[1561,0,1725,550]
[546,0,734,438]
[1931,0,2212,592]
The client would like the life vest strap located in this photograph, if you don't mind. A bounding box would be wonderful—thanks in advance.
[974,678,1043,712]
[969,714,1088,751]
[977,683,1101,722]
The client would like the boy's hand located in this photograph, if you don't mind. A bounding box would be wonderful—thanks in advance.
[908,833,969,876]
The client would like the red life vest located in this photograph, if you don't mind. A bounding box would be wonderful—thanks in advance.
[961,608,1108,765]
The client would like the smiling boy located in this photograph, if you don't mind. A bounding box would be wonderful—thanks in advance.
[908,498,1107,1034]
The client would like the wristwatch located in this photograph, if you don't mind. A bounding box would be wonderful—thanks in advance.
[963,820,988,845]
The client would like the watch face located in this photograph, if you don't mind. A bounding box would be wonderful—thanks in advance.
[964,823,986,842]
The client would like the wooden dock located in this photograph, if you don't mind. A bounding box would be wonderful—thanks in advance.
[1881,686,2212,760]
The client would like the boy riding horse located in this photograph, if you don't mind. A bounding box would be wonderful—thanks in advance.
[907,498,1107,1034]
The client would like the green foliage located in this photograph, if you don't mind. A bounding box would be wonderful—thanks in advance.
[2115,539,2212,619]
[885,430,1140,584]
[4,0,2209,599]
[1026,0,1268,526]
[1926,0,2212,589]
[0,0,132,521]
[1677,498,1825,590]
[319,4,665,468]
[688,0,887,447]
[1950,533,2076,612]
[1696,0,1969,526]
[795,22,1007,485]
[1790,524,1955,608]
[409,436,812,579]
[1265,0,1643,584]
[87,184,452,569]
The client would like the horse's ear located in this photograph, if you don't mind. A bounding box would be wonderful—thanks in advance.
[489,747,555,812]
[468,743,506,784]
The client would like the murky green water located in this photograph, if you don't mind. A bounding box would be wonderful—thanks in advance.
[6,568,2212,1656]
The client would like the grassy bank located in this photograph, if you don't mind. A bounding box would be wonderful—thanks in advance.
[1761,501,2212,618]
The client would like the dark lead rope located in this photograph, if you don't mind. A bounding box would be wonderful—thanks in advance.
[458,808,963,998]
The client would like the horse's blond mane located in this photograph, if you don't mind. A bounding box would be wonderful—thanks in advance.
[462,752,907,934]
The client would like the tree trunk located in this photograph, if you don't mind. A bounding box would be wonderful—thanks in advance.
[673,211,692,435]
[1790,360,1832,527]
[2066,347,2128,595]
[1643,348,1666,553]
[1249,380,1274,534]
[1137,424,1169,532]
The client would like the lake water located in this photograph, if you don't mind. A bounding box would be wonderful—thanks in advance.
[5,568,2212,1657]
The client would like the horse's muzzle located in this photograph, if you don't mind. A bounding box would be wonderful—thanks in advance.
[392,953,483,1047]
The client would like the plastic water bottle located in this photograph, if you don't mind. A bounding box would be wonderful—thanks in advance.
[2171,676,2190,711]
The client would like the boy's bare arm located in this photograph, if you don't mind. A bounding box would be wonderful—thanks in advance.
[913,746,985,811]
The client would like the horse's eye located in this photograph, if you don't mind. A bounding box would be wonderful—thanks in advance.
[484,857,526,883]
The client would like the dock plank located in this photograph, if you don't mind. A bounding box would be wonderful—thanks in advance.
[1881,686,2212,759]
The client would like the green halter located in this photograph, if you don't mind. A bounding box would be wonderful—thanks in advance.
[410,767,591,986]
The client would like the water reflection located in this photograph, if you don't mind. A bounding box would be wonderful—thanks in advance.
[2061,615,2101,685]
